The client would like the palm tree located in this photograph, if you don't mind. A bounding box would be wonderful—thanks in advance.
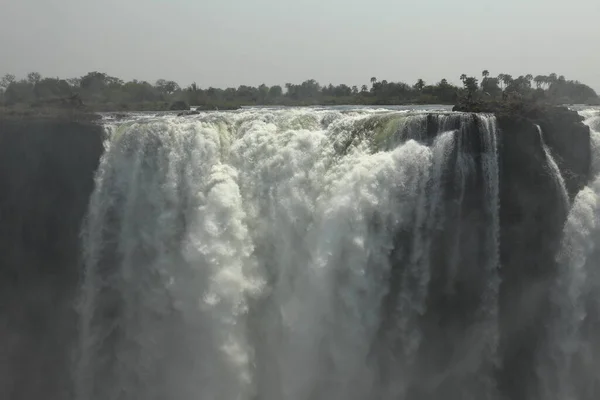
[482,70,490,78]
[539,75,549,89]
[460,74,467,82]
[464,77,479,101]
[370,77,377,86]
[27,72,42,84]
[415,79,425,91]
[361,85,368,93]
[502,74,513,88]
[497,74,505,89]
[440,78,448,86]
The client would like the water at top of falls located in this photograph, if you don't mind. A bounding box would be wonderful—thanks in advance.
[75,107,501,400]
[535,124,571,210]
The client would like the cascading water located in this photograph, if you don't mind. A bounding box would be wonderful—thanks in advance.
[580,109,600,176]
[536,124,570,210]
[74,109,502,400]
[537,109,600,400]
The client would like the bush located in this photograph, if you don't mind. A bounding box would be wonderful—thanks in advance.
[169,100,189,111]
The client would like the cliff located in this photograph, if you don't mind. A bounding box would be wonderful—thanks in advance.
[454,99,592,400]
[0,115,104,400]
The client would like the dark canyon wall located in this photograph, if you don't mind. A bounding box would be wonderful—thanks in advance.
[496,110,590,400]
[0,117,104,400]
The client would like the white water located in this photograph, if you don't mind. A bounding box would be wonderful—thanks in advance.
[74,108,501,400]
[536,124,570,210]
[538,109,600,400]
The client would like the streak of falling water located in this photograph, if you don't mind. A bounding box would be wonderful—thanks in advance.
[536,124,570,210]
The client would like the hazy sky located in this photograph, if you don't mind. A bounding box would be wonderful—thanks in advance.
[1,0,599,90]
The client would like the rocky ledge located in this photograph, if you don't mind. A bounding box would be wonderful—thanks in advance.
[454,98,591,198]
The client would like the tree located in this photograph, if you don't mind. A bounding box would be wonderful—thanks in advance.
[0,70,595,109]
[33,78,72,100]
[414,79,425,91]
[533,75,544,89]
[0,74,15,89]
[268,85,282,100]
[542,75,551,89]
[27,72,42,84]
[481,77,501,96]
[502,74,513,88]
[155,79,180,94]
[4,80,34,104]
[525,74,533,84]
[27,72,42,85]
[463,77,479,93]
[257,84,269,102]
[497,74,505,88]
[482,70,490,78]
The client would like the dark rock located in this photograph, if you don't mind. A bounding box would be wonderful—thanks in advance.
[454,98,591,199]
[496,117,569,400]
[0,117,104,400]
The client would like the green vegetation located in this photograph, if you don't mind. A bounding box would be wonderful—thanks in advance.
[0,70,598,112]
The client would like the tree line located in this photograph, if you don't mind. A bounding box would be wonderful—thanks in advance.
[0,70,597,111]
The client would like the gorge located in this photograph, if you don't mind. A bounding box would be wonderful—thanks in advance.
[0,104,598,400]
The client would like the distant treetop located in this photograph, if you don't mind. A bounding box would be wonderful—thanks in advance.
[0,70,597,111]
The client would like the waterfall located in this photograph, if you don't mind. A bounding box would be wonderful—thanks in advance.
[74,109,502,400]
[536,124,570,210]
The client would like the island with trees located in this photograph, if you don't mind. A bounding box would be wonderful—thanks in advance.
[0,70,598,114]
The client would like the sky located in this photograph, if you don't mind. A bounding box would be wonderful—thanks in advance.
[1,0,599,90]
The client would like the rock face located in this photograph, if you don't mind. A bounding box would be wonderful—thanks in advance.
[453,100,591,199]
[496,117,569,400]
[455,101,591,400]
[0,117,104,400]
